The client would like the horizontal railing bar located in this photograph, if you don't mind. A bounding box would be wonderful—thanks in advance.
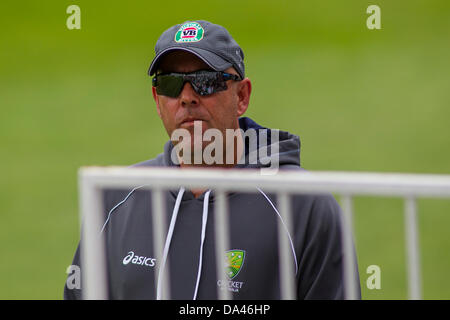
[79,167,450,198]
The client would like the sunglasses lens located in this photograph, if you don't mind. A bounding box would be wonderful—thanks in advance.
[156,75,184,98]
[155,71,233,97]
[190,72,227,96]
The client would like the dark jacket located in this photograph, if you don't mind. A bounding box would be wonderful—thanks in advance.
[64,117,360,299]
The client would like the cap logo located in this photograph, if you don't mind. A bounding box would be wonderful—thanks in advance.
[175,22,204,43]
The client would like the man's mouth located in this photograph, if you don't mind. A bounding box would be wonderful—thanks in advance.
[180,118,204,127]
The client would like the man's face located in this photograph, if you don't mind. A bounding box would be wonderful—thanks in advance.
[152,50,251,163]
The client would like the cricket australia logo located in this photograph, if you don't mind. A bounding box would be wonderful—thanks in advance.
[226,250,245,280]
[175,22,204,43]
[217,249,246,293]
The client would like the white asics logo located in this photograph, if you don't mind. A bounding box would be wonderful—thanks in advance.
[122,251,156,267]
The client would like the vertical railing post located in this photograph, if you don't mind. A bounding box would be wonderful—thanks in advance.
[277,192,296,299]
[152,188,171,300]
[79,174,108,300]
[215,189,232,300]
[404,196,422,300]
[341,194,358,300]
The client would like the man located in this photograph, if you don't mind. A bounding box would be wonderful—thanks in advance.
[65,20,360,299]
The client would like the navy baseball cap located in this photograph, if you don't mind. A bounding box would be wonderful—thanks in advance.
[148,20,245,79]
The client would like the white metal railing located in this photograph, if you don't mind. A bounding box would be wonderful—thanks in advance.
[77,167,450,300]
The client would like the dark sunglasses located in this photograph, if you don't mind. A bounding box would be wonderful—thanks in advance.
[152,70,241,98]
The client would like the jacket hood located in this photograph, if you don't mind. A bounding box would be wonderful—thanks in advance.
[235,117,301,169]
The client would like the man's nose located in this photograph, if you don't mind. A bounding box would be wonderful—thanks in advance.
[179,82,199,106]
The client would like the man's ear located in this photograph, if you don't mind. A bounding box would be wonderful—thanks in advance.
[152,86,162,118]
[236,78,252,117]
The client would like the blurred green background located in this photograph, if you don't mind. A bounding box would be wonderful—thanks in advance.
[1,0,449,299]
